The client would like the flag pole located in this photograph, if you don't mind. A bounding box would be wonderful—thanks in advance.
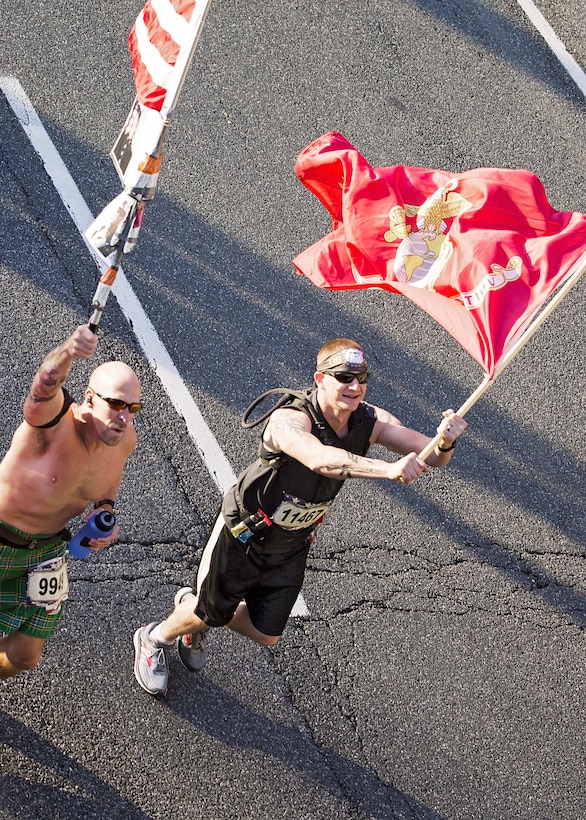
[85,1,214,330]
[87,200,139,333]
[418,252,586,462]
[160,0,213,122]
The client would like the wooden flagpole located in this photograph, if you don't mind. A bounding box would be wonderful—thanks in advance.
[418,252,586,462]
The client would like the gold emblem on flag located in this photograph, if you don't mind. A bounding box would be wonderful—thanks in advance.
[384,181,472,289]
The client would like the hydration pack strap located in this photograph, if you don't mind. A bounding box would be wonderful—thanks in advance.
[241,388,313,429]
[241,386,373,454]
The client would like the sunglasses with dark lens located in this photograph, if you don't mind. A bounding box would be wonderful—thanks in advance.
[329,371,370,384]
[91,389,142,414]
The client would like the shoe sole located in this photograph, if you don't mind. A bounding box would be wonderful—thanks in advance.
[174,586,195,608]
[133,627,168,698]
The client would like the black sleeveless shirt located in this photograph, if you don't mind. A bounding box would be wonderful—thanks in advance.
[222,389,377,547]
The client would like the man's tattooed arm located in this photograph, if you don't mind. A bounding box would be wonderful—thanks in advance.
[266,409,425,484]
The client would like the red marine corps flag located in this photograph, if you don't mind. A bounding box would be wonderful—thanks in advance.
[293,132,586,454]
[84,0,212,331]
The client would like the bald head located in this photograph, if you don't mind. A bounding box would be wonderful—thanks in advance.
[88,362,141,402]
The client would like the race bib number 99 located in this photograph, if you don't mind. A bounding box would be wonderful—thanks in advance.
[272,494,332,530]
[26,555,69,614]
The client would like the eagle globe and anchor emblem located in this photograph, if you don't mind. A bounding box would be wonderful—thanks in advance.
[381,180,524,304]
[383,180,471,290]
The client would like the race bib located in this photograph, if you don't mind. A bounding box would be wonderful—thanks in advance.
[26,555,69,613]
[272,494,332,530]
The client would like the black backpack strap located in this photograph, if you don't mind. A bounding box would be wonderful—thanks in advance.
[241,388,313,429]
[241,387,375,454]
[352,402,377,455]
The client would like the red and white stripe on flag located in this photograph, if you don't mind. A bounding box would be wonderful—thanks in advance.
[129,0,196,111]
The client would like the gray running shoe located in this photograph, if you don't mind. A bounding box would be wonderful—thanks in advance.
[174,586,208,672]
[133,622,170,697]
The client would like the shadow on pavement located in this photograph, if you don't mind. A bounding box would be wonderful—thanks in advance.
[0,709,151,820]
[164,675,445,820]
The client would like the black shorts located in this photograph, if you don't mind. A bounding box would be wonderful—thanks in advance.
[193,514,310,637]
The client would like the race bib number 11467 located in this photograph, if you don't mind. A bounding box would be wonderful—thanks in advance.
[272,494,332,530]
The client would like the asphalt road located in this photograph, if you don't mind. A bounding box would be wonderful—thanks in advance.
[0,1,584,818]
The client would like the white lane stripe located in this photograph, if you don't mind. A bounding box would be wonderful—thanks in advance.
[515,0,586,99]
[0,75,310,619]
[0,75,235,496]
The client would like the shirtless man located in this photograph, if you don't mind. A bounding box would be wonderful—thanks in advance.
[0,324,140,678]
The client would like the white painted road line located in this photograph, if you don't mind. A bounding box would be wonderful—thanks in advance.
[0,75,236,496]
[515,0,586,99]
[0,74,311,620]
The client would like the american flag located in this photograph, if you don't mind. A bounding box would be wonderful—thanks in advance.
[129,0,211,116]
[84,0,212,329]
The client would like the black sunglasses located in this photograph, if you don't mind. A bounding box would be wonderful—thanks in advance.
[91,389,142,414]
[327,371,370,384]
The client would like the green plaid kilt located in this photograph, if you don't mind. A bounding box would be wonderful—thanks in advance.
[0,525,68,639]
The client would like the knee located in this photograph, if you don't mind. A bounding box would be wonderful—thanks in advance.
[5,635,44,672]
[9,649,42,672]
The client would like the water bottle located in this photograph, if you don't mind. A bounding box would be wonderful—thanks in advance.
[68,510,116,559]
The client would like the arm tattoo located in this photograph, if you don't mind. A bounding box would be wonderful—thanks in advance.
[325,451,381,479]
[272,414,311,441]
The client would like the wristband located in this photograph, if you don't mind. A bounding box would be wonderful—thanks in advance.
[437,440,457,453]
[94,498,116,510]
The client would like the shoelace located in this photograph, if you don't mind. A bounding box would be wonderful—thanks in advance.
[146,640,168,673]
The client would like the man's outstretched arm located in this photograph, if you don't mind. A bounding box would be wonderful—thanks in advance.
[371,406,467,468]
[24,325,97,427]
[267,408,429,485]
